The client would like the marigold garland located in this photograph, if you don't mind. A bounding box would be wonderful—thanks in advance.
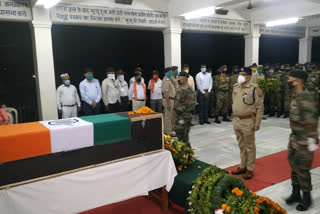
[128,106,154,116]
[164,135,195,170]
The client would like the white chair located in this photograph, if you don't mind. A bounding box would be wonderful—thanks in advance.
[4,107,18,124]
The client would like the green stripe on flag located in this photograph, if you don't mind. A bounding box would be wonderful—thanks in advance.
[81,114,131,146]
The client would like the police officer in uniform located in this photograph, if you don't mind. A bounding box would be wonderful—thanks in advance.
[174,71,196,148]
[285,69,318,211]
[162,67,176,135]
[231,67,264,180]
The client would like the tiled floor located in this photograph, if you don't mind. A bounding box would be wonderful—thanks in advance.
[189,116,320,214]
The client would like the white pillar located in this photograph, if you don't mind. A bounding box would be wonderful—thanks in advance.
[244,24,260,67]
[163,18,182,69]
[299,37,312,64]
[31,7,58,120]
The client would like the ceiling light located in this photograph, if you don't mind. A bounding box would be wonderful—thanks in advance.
[265,18,299,27]
[36,0,61,9]
[182,6,216,20]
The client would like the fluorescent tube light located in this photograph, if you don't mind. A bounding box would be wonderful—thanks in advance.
[36,0,61,9]
[182,6,216,20]
[265,18,299,27]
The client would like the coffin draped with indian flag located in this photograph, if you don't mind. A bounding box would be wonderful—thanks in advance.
[0,112,163,188]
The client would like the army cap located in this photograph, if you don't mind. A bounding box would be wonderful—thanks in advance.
[240,67,252,76]
[178,71,189,78]
[289,69,308,81]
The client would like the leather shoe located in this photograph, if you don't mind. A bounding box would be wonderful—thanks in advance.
[243,170,254,180]
[204,121,211,124]
[231,167,246,175]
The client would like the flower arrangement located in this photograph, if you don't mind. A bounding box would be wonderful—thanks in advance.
[258,78,281,93]
[187,166,287,214]
[128,106,154,116]
[164,135,195,170]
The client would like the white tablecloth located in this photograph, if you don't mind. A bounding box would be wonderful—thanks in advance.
[0,150,177,214]
[40,118,94,153]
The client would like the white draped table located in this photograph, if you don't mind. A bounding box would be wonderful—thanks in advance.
[0,150,177,214]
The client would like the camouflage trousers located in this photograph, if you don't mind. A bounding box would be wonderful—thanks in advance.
[209,90,215,116]
[288,140,314,192]
[269,91,282,112]
[215,91,229,116]
[175,119,192,148]
[283,89,291,113]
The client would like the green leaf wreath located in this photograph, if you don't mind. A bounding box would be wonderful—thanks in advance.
[164,135,195,171]
[258,78,281,93]
[187,166,287,214]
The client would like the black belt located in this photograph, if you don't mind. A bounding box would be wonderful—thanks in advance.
[62,104,76,107]
[136,99,145,102]
[169,97,175,100]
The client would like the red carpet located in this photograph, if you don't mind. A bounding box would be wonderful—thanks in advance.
[225,147,320,192]
[79,196,182,214]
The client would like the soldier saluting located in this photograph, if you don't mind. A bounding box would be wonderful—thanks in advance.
[231,67,264,180]
[285,69,318,212]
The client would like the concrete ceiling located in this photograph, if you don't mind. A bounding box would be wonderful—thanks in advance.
[44,0,320,25]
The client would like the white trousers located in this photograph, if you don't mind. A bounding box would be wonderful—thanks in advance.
[132,100,146,111]
[62,106,78,119]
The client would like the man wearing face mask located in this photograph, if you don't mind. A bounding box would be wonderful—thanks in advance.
[171,66,179,89]
[79,67,102,116]
[268,64,282,117]
[174,71,196,148]
[251,64,265,85]
[115,69,129,112]
[213,65,231,123]
[162,67,176,135]
[231,67,264,180]
[182,64,195,91]
[129,72,147,111]
[196,64,212,125]
[129,67,145,87]
[102,67,121,113]
[57,73,81,119]
[285,69,318,212]
[148,70,163,113]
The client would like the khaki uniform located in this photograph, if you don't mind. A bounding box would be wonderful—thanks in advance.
[171,77,179,130]
[288,90,318,192]
[232,82,264,171]
[162,77,176,135]
[229,74,238,114]
[251,71,265,85]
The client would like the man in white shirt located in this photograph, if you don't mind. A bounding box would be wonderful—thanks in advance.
[79,67,102,115]
[56,73,81,119]
[196,64,212,125]
[129,67,145,87]
[182,64,195,91]
[129,72,147,111]
[148,70,162,113]
[115,69,129,112]
[102,67,121,113]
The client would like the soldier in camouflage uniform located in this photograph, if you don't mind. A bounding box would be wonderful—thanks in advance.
[213,65,231,123]
[269,64,283,117]
[174,71,196,148]
[263,63,271,114]
[228,66,239,116]
[285,69,318,211]
[208,68,215,118]
[305,64,320,103]
[282,64,292,118]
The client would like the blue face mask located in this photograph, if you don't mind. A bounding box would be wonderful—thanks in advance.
[64,80,70,86]
[201,68,207,73]
[166,72,172,78]
[258,69,263,74]
[87,74,93,80]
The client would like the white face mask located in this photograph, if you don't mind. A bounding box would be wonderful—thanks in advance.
[118,75,124,82]
[237,75,246,85]
[108,74,115,80]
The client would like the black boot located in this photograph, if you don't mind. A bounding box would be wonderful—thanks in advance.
[215,116,221,124]
[268,110,275,117]
[296,191,312,211]
[277,111,282,118]
[285,185,301,205]
[223,114,231,122]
